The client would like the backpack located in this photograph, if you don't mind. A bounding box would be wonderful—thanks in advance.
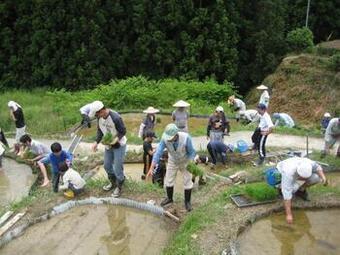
[265,167,281,187]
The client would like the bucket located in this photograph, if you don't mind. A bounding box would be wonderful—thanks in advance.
[236,140,248,153]
[265,167,281,187]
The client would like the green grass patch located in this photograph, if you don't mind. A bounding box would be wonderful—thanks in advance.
[163,190,226,255]
[309,151,340,168]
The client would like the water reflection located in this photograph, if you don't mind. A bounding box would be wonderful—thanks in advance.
[0,158,35,206]
[0,205,170,255]
[238,210,340,255]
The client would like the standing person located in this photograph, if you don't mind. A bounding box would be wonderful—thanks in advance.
[256,84,270,108]
[19,134,50,162]
[8,101,26,154]
[207,106,226,142]
[272,112,295,128]
[275,157,327,224]
[207,141,234,167]
[322,117,340,157]
[147,124,196,212]
[321,112,331,134]
[58,162,86,198]
[172,100,190,132]
[228,96,246,122]
[90,101,127,198]
[251,103,274,166]
[138,106,159,139]
[240,109,260,124]
[142,131,157,180]
[38,142,73,190]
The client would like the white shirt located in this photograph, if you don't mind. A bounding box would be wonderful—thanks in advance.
[259,90,270,107]
[79,103,92,115]
[234,99,246,112]
[258,112,274,131]
[29,140,50,155]
[243,109,260,122]
[60,168,86,190]
[277,157,317,200]
[325,118,340,136]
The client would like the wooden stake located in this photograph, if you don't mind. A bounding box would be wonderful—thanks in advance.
[0,211,26,237]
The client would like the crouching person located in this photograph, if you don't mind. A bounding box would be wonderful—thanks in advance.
[58,162,85,198]
[275,157,327,224]
[38,142,73,190]
[147,124,196,212]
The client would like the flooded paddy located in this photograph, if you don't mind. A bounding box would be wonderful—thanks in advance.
[0,158,36,206]
[237,209,340,255]
[0,205,171,255]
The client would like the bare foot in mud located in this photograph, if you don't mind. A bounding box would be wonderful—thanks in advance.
[41,180,50,187]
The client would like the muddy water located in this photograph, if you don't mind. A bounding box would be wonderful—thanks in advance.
[0,158,35,206]
[93,163,185,193]
[238,209,340,255]
[0,205,170,255]
[326,172,340,188]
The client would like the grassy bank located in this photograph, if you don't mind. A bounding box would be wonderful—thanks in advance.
[0,76,234,136]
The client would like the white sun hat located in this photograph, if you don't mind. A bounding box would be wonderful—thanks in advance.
[324,112,331,118]
[256,84,268,90]
[216,106,224,112]
[143,106,160,114]
[173,100,190,107]
[297,162,312,179]
[89,100,104,118]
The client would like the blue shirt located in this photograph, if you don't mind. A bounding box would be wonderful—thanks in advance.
[152,136,196,165]
[40,150,73,174]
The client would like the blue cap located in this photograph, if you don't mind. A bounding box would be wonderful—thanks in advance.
[257,103,267,110]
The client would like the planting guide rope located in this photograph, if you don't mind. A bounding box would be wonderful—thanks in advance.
[0,197,171,248]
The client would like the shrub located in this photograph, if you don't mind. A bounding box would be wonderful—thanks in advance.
[286,27,314,52]
[329,53,340,71]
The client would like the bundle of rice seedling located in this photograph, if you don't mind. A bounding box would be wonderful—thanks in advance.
[187,162,204,177]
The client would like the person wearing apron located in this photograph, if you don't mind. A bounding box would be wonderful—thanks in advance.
[147,124,196,212]
[207,106,225,142]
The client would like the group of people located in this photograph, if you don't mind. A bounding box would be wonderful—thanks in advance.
[0,84,339,217]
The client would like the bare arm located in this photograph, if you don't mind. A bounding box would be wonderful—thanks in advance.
[9,110,16,121]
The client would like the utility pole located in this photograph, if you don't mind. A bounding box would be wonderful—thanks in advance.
[305,0,311,28]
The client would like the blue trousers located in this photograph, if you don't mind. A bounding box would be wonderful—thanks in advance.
[104,144,126,184]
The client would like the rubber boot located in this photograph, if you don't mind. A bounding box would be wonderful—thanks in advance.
[103,174,116,191]
[184,189,192,212]
[112,177,125,198]
[160,186,173,207]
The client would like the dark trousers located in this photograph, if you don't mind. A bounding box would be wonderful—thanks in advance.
[252,128,268,160]
[52,172,60,193]
[207,143,218,165]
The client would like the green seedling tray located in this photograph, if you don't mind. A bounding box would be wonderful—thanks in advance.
[230,194,277,208]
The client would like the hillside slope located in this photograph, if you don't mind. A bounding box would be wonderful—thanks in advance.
[246,42,340,125]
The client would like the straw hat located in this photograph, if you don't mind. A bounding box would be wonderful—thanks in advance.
[143,106,159,114]
[228,95,235,105]
[256,84,268,90]
[173,100,190,107]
